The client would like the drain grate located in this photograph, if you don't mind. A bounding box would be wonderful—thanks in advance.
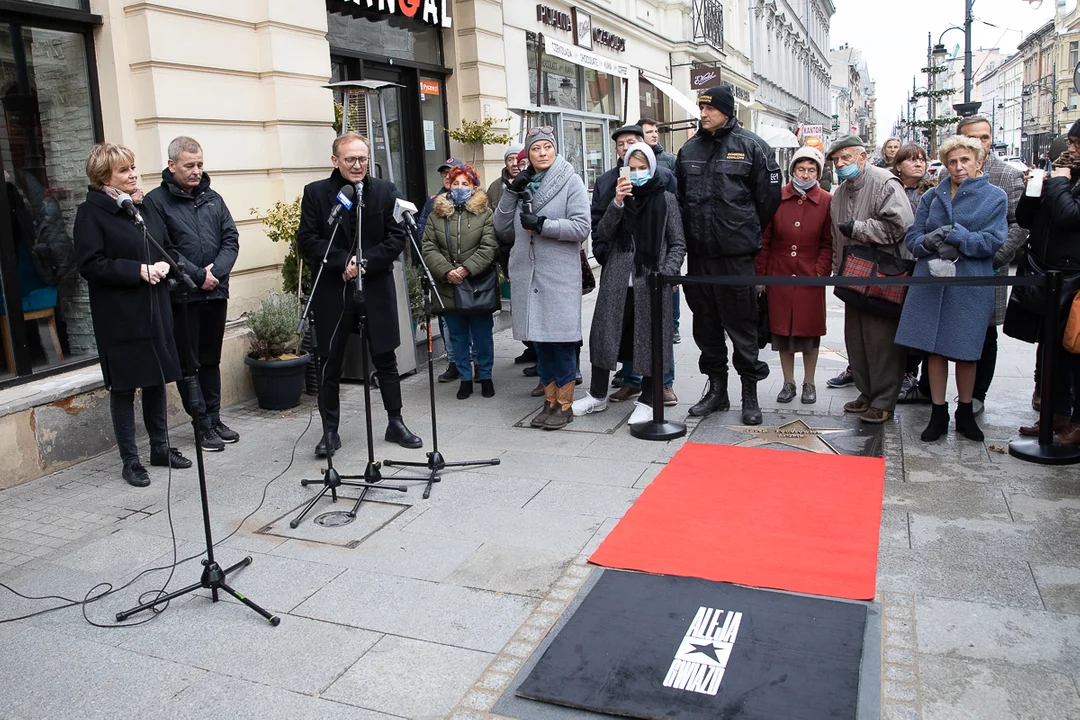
[314,511,355,527]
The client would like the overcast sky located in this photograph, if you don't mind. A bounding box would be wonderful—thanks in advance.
[830,0,1062,143]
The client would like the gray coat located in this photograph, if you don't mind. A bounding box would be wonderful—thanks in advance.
[589,193,686,377]
[494,155,591,343]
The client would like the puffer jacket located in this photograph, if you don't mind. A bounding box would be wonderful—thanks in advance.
[675,119,783,257]
[421,189,499,313]
[144,170,239,301]
[653,143,677,171]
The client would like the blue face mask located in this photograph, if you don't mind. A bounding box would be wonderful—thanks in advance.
[836,162,861,181]
[630,170,652,187]
[450,187,472,205]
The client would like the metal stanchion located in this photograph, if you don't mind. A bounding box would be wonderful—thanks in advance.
[1009,269,1080,465]
[631,272,686,441]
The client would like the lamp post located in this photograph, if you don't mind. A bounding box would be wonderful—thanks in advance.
[933,0,980,116]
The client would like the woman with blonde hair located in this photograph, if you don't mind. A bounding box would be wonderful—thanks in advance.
[74,143,187,487]
[895,135,1006,442]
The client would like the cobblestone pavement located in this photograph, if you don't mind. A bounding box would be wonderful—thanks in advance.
[0,289,1078,719]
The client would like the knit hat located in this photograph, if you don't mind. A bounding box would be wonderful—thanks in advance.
[790,145,824,176]
[697,85,736,117]
[622,142,656,175]
[437,157,464,172]
[516,148,527,163]
[826,134,866,160]
[503,143,524,161]
[611,124,644,142]
[525,128,557,153]
[1069,120,1080,140]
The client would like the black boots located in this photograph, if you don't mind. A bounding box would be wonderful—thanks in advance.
[740,378,762,426]
[921,403,949,441]
[315,431,342,457]
[688,377,730,417]
[457,380,473,400]
[385,416,423,449]
[954,401,984,442]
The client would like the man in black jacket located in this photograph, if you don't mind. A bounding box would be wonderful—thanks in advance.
[296,131,422,457]
[145,136,240,451]
[676,85,782,425]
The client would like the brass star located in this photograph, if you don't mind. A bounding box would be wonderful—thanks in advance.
[728,418,848,454]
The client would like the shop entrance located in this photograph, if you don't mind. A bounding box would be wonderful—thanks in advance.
[560,117,609,193]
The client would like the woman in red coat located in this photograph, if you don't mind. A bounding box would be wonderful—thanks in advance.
[756,145,833,404]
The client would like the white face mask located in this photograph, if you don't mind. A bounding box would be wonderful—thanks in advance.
[928,258,956,277]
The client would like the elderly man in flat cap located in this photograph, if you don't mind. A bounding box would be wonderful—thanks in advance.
[827,134,914,424]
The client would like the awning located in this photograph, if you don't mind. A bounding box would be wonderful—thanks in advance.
[640,73,701,122]
[758,126,801,149]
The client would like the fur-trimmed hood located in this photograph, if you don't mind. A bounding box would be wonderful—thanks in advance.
[433,189,489,218]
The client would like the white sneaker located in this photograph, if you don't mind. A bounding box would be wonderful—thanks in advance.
[572,393,608,416]
[628,401,653,425]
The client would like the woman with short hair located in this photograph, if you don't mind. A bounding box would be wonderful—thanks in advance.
[74,143,188,487]
[875,137,901,168]
[895,135,1007,442]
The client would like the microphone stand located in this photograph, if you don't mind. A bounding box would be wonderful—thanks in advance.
[116,223,279,626]
[291,201,407,529]
[382,213,500,498]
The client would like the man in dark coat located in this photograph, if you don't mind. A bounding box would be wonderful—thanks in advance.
[677,85,782,425]
[296,131,422,456]
[145,136,240,452]
[637,118,678,171]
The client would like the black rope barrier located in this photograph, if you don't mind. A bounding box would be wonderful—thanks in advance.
[633,267,1080,466]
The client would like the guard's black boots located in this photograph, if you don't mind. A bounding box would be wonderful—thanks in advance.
[688,376,730,417]
[741,378,762,426]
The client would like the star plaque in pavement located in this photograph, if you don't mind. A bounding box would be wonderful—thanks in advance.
[729,418,847,454]
[688,641,724,663]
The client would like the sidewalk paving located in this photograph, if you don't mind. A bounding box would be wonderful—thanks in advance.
[1,288,1078,720]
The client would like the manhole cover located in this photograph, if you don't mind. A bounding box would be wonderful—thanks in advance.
[314,511,354,527]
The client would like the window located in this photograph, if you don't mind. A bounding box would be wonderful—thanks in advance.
[1071,41,1079,70]
[526,32,620,116]
[1070,90,1078,112]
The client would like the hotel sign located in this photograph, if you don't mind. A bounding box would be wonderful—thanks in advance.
[341,0,452,28]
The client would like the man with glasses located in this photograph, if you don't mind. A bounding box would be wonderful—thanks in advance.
[296,131,423,457]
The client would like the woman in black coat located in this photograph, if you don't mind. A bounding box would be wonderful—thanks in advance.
[74,143,189,487]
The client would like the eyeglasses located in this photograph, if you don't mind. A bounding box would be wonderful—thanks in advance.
[526,125,554,137]
[337,156,369,167]
[1068,138,1080,150]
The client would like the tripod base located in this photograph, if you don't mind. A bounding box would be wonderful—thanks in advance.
[1008,438,1080,465]
[292,463,408,528]
[630,420,687,441]
[385,452,501,499]
[116,555,280,625]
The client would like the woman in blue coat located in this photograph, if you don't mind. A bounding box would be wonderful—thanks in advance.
[895,135,1006,443]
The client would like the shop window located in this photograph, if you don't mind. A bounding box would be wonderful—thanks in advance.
[418,75,448,197]
[0,23,98,380]
[584,68,620,116]
[327,11,441,67]
[21,0,88,9]
[638,78,666,125]
[526,32,619,117]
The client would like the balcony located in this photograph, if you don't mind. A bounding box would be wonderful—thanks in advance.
[692,0,724,52]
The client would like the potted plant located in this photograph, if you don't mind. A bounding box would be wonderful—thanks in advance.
[244,293,309,410]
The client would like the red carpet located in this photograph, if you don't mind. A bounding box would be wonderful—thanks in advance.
[589,442,885,600]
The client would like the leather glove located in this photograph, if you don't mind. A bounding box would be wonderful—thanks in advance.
[520,213,545,233]
[507,166,534,193]
[838,221,855,238]
[922,225,951,251]
[936,243,960,261]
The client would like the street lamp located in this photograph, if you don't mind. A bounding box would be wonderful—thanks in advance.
[931,0,977,110]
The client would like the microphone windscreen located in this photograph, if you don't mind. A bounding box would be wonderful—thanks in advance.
[115,192,133,208]
[339,184,355,200]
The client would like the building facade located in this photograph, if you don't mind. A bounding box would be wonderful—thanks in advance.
[829,44,874,146]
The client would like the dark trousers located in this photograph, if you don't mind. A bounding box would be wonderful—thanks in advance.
[172,299,227,425]
[684,254,768,382]
[110,385,168,465]
[1052,344,1080,421]
[972,325,998,402]
[535,342,577,386]
[317,306,402,435]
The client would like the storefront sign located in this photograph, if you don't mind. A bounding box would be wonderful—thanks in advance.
[690,64,721,91]
[571,7,592,49]
[341,0,451,28]
[544,35,629,78]
[799,124,824,137]
[734,86,751,102]
[537,4,572,32]
[592,27,625,52]
[419,79,440,96]
[535,4,626,53]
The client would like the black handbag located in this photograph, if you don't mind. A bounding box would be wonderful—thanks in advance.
[446,218,500,315]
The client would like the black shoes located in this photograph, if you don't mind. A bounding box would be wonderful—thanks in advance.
[688,377,730,417]
[523,365,538,377]
[480,379,495,397]
[315,431,342,458]
[385,416,423,449]
[150,447,192,469]
[514,347,538,364]
[954,401,984,442]
[122,461,151,487]
[212,420,240,443]
[921,403,950,442]
[200,424,226,452]
[457,380,473,399]
[438,363,459,383]
[741,378,762,426]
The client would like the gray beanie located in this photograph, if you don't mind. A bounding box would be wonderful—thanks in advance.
[503,143,524,161]
[526,128,557,153]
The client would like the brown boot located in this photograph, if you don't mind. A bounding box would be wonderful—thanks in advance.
[531,382,557,428]
[1055,422,1080,446]
[543,383,577,430]
[1019,414,1068,437]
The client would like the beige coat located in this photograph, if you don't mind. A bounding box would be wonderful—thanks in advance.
[829,164,914,273]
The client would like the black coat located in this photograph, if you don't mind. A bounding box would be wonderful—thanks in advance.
[590,163,677,266]
[296,170,407,356]
[73,189,182,390]
[1016,173,1080,270]
[144,170,240,302]
[675,121,782,257]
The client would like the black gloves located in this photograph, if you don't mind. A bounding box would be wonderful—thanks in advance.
[936,243,960,261]
[520,213,545,233]
[508,166,534,193]
[838,221,855,238]
[922,225,954,252]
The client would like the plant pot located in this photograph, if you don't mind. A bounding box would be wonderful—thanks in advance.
[245,352,310,410]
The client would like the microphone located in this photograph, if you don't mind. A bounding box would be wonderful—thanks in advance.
[115,193,145,227]
[393,198,419,230]
[327,184,355,226]
[354,181,364,208]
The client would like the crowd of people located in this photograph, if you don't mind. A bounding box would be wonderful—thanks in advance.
[76,85,1075,486]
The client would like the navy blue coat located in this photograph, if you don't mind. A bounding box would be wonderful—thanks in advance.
[895,175,1006,361]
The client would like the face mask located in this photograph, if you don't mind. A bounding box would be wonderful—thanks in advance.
[928,258,956,278]
[450,187,472,205]
[836,162,861,181]
[630,170,652,187]
[792,177,818,193]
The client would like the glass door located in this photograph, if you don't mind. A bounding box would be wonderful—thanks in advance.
[558,116,609,193]
[584,122,606,192]
[561,118,584,184]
